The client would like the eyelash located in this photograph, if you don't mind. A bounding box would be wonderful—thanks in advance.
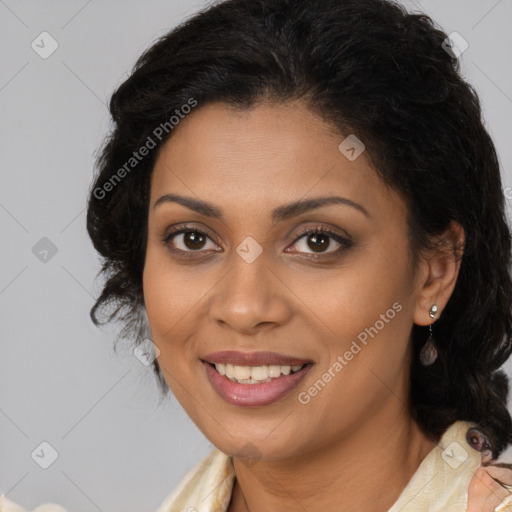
[161,223,353,260]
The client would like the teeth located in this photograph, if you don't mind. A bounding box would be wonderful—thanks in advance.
[214,363,305,383]
[233,365,251,380]
[268,365,281,378]
[251,366,269,380]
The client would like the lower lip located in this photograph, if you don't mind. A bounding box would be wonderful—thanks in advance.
[203,361,313,406]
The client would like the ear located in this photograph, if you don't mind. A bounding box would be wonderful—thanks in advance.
[412,220,465,326]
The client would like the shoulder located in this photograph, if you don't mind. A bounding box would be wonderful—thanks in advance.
[432,420,512,512]
[156,448,235,512]
[389,420,512,512]
[0,495,68,512]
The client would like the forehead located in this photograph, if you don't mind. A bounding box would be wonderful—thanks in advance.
[150,101,405,223]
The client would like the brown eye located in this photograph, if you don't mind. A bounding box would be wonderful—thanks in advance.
[307,232,331,252]
[162,226,220,255]
[183,231,207,250]
[287,226,351,257]
[466,428,491,452]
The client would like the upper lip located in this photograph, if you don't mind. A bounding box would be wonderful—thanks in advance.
[201,350,313,366]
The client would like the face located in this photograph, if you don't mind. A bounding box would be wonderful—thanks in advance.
[143,100,423,461]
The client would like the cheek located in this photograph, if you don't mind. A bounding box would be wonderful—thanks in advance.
[142,247,221,391]
[143,246,205,331]
[290,237,410,343]
[291,238,412,393]
[142,249,196,359]
[142,258,198,400]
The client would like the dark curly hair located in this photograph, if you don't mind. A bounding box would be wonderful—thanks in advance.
[86,0,512,457]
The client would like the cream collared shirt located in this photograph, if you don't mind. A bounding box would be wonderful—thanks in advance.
[2,421,511,511]
[154,420,512,512]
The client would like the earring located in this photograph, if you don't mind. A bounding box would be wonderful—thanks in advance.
[420,304,438,366]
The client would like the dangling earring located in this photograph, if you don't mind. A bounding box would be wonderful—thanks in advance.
[420,304,438,366]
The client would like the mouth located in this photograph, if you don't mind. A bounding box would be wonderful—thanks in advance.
[204,361,310,384]
[201,354,314,406]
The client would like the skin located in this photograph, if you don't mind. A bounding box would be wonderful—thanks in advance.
[468,466,512,511]
[143,100,467,511]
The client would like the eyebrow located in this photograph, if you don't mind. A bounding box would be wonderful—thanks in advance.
[152,193,370,222]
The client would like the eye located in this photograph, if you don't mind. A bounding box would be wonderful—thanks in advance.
[161,223,352,260]
[286,225,352,258]
[162,224,220,256]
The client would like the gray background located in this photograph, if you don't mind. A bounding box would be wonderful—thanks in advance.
[1,0,511,510]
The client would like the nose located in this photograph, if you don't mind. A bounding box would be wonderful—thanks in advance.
[209,250,293,335]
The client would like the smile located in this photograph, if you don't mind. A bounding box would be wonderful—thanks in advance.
[214,362,306,383]
[202,360,313,406]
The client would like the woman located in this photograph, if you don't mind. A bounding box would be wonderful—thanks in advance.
[85,0,512,510]
[7,0,510,510]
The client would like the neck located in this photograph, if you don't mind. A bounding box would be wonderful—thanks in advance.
[228,410,439,512]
